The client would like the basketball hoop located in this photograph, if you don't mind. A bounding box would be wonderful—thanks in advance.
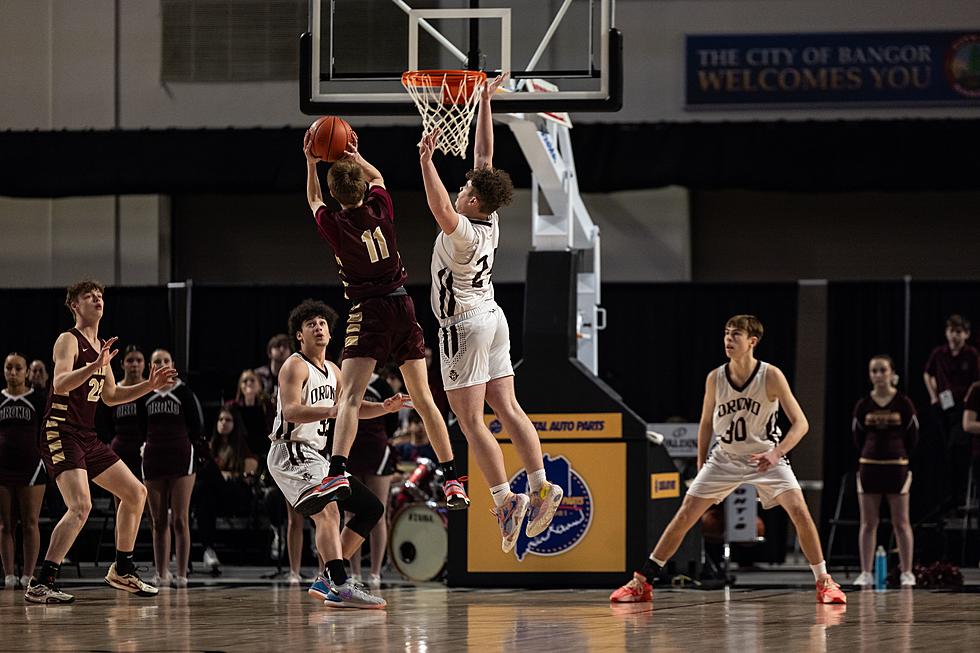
[402,70,487,158]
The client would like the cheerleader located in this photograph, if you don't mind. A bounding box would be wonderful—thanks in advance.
[108,346,146,480]
[142,349,205,588]
[0,353,47,589]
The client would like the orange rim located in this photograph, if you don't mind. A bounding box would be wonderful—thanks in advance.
[402,70,487,103]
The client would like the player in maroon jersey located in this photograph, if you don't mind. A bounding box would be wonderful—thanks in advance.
[25,281,176,604]
[303,131,469,510]
[1,352,47,589]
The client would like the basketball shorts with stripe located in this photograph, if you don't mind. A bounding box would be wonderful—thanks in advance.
[687,446,801,509]
[439,301,515,391]
[267,441,330,508]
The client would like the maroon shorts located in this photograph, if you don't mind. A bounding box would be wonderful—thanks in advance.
[858,464,910,495]
[343,293,426,366]
[142,437,194,482]
[349,431,396,476]
[41,424,119,480]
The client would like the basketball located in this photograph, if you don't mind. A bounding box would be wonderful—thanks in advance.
[309,115,354,162]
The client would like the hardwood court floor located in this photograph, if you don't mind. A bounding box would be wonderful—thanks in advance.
[2,583,978,652]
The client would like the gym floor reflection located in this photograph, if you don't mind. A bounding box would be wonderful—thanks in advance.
[4,584,979,651]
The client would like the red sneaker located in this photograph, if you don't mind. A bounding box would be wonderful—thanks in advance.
[816,576,847,604]
[609,576,653,603]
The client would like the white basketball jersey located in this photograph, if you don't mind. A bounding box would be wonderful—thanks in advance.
[269,353,336,450]
[430,212,499,323]
[712,361,782,455]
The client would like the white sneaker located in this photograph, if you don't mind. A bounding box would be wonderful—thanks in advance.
[19,575,30,589]
[173,576,188,589]
[367,573,381,589]
[853,571,873,587]
[4,574,16,590]
[286,572,302,584]
[151,573,172,588]
[269,526,281,560]
[203,547,220,570]
[900,571,916,587]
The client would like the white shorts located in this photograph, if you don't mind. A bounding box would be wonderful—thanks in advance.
[438,301,515,391]
[687,447,801,509]
[267,441,329,508]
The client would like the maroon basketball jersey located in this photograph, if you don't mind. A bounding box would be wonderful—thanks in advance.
[45,328,106,430]
[314,186,408,301]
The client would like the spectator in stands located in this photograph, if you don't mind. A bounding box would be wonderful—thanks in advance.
[254,334,291,398]
[226,369,275,461]
[27,360,48,393]
[347,369,399,587]
[392,412,436,463]
[923,314,980,509]
[852,355,918,588]
[194,406,258,574]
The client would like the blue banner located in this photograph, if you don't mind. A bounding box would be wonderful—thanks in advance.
[686,31,980,108]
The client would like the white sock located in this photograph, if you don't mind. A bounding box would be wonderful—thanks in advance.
[490,483,511,507]
[527,469,547,492]
[810,561,827,581]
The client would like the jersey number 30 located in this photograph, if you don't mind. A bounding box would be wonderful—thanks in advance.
[720,417,747,444]
[361,228,390,263]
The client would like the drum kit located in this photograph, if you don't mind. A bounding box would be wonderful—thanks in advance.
[387,457,449,582]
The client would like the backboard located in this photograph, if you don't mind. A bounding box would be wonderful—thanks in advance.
[300,0,622,115]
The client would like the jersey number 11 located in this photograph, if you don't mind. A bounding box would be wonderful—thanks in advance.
[361,228,390,263]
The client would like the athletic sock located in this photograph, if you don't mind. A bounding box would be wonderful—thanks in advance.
[490,483,511,508]
[115,550,136,576]
[38,560,60,587]
[527,469,546,492]
[326,559,348,586]
[638,556,665,583]
[810,561,828,581]
[327,455,348,478]
[440,459,458,482]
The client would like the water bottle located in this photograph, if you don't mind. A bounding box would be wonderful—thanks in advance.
[874,545,887,590]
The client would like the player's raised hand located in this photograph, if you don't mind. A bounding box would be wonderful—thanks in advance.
[418,128,440,163]
[342,130,361,161]
[148,362,178,390]
[749,449,780,473]
[383,392,413,413]
[483,71,510,101]
[95,336,119,369]
[303,129,321,164]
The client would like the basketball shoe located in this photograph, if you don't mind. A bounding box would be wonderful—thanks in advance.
[308,574,331,601]
[443,479,470,510]
[105,562,159,597]
[609,576,653,603]
[324,579,387,609]
[815,576,847,604]
[495,493,530,553]
[296,475,350,516]
[24,578,74,604]
[526,482,564,538]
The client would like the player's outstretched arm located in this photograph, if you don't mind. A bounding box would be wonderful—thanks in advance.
[751,365,809,472]
[418,129,460,234]
[303,130,325,212]
[280,357,336,424]
[473,72,508,169]
[102,351,177,406]
[343,132,385,189]
[696,372,717,471]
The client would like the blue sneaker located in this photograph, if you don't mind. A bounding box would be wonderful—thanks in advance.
[308,574,331,601]
[324,579,387,609]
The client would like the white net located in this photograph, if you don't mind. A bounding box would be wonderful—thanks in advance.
[402,71,487,158]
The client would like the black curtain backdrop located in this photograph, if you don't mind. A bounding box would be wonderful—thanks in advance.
[2,120,980,198]
[597,283,798,422]
[822,280,980,561]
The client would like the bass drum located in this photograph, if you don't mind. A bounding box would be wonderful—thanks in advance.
[388,503,448,582]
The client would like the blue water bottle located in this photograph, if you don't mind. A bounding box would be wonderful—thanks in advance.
[874,545,887,590]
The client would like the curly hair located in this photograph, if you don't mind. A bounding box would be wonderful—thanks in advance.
[327,160,367,207]
[465,166,514,215]
[287,299,339,350]
[65,279,105,316]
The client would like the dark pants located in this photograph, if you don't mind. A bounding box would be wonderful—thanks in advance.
[193,462,255,548]
[935,406,972,509]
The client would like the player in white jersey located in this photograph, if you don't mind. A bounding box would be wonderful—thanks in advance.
[267,299,407,609]
[610,315,847,605]
[417,73,563,553]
